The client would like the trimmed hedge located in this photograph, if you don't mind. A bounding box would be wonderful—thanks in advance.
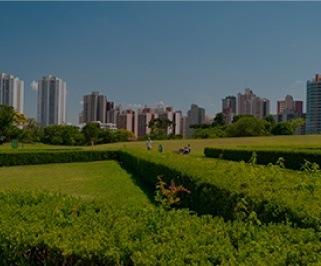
[117,149,321,231]
[0,150,118,166]
[2,191,321,265]
[204,147,321,170]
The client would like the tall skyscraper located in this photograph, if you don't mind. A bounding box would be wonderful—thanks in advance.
[222,96,236,124]
[83,91,107,123]
[37,75,66,126]
[186,104,206,137]
[0,72,24,113]
[173,111,183,136]
[306,74,321,134]
[237,88,270,119]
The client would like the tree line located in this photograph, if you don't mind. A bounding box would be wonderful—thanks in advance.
[0,105,134,145]
[192,113,305,139]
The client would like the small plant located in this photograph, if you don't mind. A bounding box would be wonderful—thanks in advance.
[155,176,190,209]
[301,160,320,173]
[248,152,257,165]
[275,157,285,168]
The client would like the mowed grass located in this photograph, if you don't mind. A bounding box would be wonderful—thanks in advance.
[90,135,321,156]
[0,161,152,208]
[2,135,321,156]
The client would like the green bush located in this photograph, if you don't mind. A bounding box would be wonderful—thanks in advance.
[0,150,118,166]
[204,147,321,170]
[1,191,321,265]
[118,149,321,231]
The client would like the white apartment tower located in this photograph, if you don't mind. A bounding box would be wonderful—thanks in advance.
[37,75,67,126]
[0,72,24,113]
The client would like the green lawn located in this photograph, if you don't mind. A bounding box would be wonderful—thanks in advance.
[90,135,321,156]
[0,161,152,208]
[3,135,321,156]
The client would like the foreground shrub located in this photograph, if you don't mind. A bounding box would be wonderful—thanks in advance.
[118,149,321,231]
[0,150,117,166]
[1,191,321,265]
[204,147,321,170]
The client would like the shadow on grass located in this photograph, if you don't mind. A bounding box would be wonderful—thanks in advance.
[119,164,157,205]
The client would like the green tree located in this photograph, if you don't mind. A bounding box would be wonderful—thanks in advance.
[148,117,173,139]
[232,114,254,123]
[42,125,83,145]
[271,118,305,135]
[226,116,269,137]
[112,129,135,142]
[20,119,43,143]
[212,112,226,127]
[81,122,102,146]
[0,105,16,143]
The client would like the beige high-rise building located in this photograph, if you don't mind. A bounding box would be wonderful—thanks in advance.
[37,75,66,126]
[0,72,24,113]
[237,88,269,119]
[117,109,135,132]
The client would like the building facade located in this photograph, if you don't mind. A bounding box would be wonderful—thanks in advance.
[306,74,321,134]
[0,72,24,113]
[277,95,303,115]
[237,88,270,119]
[222,96,236,123]
[37,75,67,126]
[83,92,107,123]
[185,104,206,137]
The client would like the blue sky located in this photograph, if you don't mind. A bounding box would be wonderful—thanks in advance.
[1,2,320,124]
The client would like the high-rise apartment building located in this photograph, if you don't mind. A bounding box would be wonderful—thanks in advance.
[0,72,24,113]
[173,111,183,136]
[185,104,206,137]
[277,95,303,115]
[222,96,236,123]
[237,88,270,119]
[136,108,154,137]
[37,75,66,126]
[306,74,321,133]
[83,92,107,123]
[276,95,303,125]
[117,109,135,132]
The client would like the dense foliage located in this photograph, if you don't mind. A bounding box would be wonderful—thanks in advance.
[0,150,117,166]
[2,192,321,265]
[192,115,305,139]
[118,149,321,230]
[204,147,321,170]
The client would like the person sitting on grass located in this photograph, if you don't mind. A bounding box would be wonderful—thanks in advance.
[183,144,191,154]
[178,144,191,154]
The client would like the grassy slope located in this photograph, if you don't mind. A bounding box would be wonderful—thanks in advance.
[91,135,321,156]
[2,135,321,156]
[0,161,151,208]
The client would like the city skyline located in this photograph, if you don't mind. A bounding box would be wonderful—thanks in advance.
[1,2,320,124]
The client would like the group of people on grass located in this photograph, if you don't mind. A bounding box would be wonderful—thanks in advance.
[145,138,191,154]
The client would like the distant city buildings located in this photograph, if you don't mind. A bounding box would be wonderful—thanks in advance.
[113,104,184,138]
[83,92,107,124]
[3,70,321,137]
[237,88,270,119]
[184,104,206,137]
[0,72,24,113]
[37,75,67,126]
[222,96,236,124]
[306,74,321,134]
[276,95,303,122]
[80,91,116,129]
